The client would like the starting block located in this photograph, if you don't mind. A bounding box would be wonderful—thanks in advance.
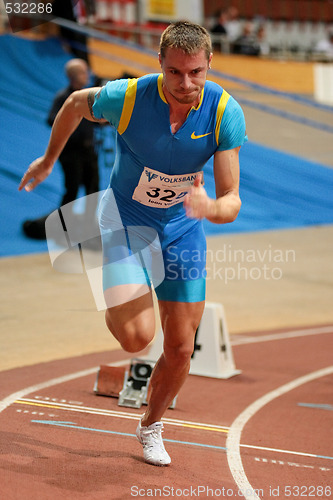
[148,302,241,379]
[94,365,127,397]
[118,359,154,408]
[94,359,177,409]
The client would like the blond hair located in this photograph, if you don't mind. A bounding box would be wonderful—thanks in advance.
[160,21,212,60]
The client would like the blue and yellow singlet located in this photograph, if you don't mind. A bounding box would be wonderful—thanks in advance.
[93,74,247,302]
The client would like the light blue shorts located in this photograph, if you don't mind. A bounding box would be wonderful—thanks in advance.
[98,189,206,303]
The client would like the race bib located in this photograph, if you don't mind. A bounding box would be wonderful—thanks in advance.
[132,167,202,208]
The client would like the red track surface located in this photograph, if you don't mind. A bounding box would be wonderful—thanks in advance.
[0,326,332,499]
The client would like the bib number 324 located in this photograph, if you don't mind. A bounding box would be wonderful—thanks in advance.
[132,167,202,209]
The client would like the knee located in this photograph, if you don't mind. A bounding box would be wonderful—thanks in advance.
[163,340,194,365]
[119,331,153,353]
[105,312,154,353]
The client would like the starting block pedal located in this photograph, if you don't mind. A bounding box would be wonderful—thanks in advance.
[94,365,127,397]
[118,359,154,409]
[95,359,177,409]
[118,358,177,409]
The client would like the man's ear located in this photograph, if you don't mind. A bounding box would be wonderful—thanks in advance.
[208,52,213,69]
[158,53,162,66]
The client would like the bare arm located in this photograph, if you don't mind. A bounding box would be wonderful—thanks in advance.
[19,87,104,191]
[183,147,241,224]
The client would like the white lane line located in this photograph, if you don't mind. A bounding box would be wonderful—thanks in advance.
[2,324,331,414]
[242,443,333,461]
[15,397,230,432]
[254,456,330,472]
[226,365,333,500]
[0,359,131,414]
[231,325,333,345]
[15,398,333,462]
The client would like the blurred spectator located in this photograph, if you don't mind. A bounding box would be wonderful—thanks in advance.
[47,59,99,212]
[256,24,270,56]
[211,9,228,52]
[22,59,99,240]
[314,27,333,60]
[83,0,96,21]
[232,22,260,56]
[211,9,228,36]
[52,0,89,64]
[225,6,242,42]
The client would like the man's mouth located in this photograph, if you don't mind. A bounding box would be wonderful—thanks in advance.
[177,89,196,95]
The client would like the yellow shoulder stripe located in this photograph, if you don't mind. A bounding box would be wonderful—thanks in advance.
[117,78,138,135]
[215,90,230,144]
[158,74,167,103]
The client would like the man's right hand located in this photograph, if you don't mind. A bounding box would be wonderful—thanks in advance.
[18,156,54,192]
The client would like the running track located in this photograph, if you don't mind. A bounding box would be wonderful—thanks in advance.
[0,325,332,499]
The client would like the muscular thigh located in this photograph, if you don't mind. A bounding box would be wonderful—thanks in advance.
[106,289,155,336]
[158,300,205,352]
[155,220,207,303]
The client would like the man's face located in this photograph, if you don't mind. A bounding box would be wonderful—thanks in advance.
[71,64,90,90]
[159,48,212,105]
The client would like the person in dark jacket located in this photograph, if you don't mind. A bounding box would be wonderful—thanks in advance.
[47,58,99,211]
[23,58,99,239]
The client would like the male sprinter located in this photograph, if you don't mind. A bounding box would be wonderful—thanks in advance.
[19,22,247,466]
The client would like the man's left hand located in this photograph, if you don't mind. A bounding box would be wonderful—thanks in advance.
[183,176,215,220]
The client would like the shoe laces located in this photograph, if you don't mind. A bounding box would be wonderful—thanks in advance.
[141,424,164,449]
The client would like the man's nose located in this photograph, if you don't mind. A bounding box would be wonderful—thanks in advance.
[180,74,192,89]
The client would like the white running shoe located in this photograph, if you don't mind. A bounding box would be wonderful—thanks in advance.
[136,420,171,466]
